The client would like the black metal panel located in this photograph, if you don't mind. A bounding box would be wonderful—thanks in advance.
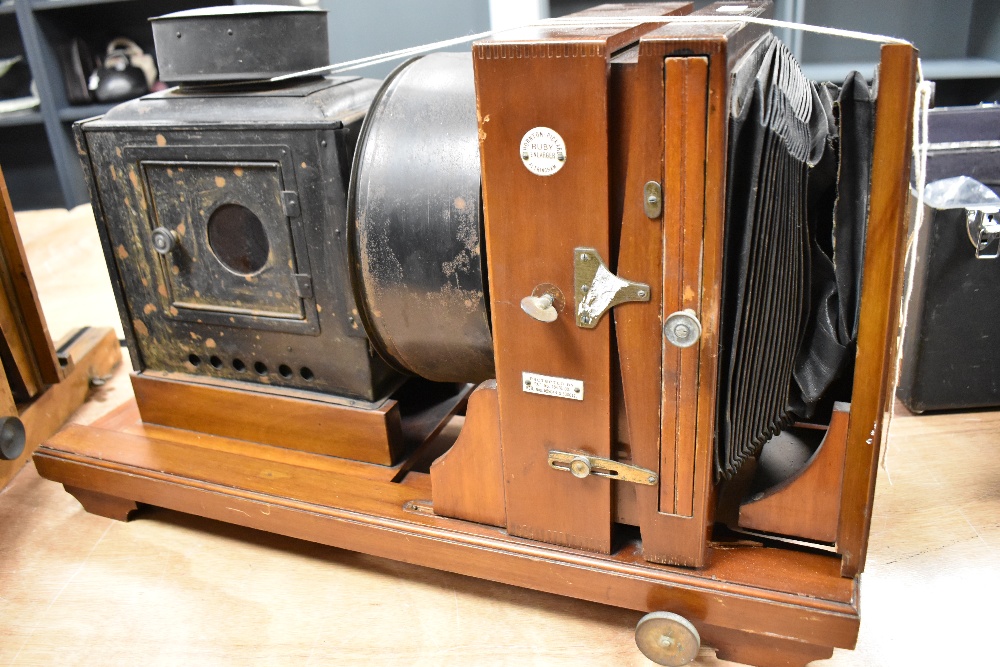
[349,53,494,383]
[151,5,329,84]
[77,75,401,402]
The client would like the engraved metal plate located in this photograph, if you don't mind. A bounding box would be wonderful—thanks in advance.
[522,372,584,400]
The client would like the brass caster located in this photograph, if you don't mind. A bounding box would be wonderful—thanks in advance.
[635,611,701,666]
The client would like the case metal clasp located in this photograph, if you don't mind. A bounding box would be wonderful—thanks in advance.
[967,207,1000,259]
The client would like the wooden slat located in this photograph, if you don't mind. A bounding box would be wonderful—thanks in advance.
[44,422,420,516]
[130,372,404,465]
[475,31,617,554]
[620,9,767,566]
[660,56,708,518]
[610,42,662,534]
[0,166,63,395]
[95,399,400,484]
[837,43,918,577]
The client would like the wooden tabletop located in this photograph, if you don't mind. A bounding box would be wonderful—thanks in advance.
[1,205,998,666]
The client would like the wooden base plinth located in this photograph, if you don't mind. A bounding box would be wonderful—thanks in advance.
[131,372,407,465]
[0,327,121,489]
[34,399,859,666]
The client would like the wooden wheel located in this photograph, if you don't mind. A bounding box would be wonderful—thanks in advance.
[635,611,701,666]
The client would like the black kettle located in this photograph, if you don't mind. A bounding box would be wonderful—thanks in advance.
[89,42,150,103]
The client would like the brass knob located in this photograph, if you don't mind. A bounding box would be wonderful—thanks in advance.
[569,456,591,479]
[664,309,702,348]
[151,227,179,255]
[520,293,558,323]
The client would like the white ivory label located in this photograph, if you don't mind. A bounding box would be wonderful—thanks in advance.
[520,127,566,176]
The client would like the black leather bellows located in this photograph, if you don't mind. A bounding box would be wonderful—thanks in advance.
[716,34,876,482]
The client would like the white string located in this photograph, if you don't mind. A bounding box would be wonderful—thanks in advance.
[268,13,911,82]
[271,30,495,81]
[881,63,933,483]
[543,15,909,45]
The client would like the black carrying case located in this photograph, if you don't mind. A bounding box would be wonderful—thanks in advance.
[897,105,1000,412]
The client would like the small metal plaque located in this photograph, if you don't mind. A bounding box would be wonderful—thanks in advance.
[522,372,584,400]
[520,127,566,176]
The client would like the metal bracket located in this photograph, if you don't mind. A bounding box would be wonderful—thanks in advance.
[643,181,662,219]
[294,274,314,299]
[281,190,301,218]
[548,450,658,485]
[967,207,1000,259]
[574,247,650,329]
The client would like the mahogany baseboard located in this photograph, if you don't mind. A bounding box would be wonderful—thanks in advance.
[33,398,859,666]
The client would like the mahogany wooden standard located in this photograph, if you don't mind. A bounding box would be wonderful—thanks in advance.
[472,2,693,555]
[0,165,122,489]
[836,42,918,577]
[613,6,772,569]
[32,3,919,666]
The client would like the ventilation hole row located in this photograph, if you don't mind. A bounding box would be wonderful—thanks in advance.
[187,354,313,381]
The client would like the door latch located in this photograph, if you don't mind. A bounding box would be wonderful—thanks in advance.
[548,450,657,485]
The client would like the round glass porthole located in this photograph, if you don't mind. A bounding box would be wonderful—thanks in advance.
[206,204,269,274]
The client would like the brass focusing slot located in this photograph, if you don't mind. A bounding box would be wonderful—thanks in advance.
[547,450,658,485]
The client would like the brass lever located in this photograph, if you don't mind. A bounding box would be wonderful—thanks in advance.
[548,450,657,485]
[574,248,650,328]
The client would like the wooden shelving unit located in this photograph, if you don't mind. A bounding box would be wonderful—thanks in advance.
[0,0,236,211]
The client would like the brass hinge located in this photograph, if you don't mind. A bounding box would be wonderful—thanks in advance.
[548,450,657,485]
[294,274,314,299]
